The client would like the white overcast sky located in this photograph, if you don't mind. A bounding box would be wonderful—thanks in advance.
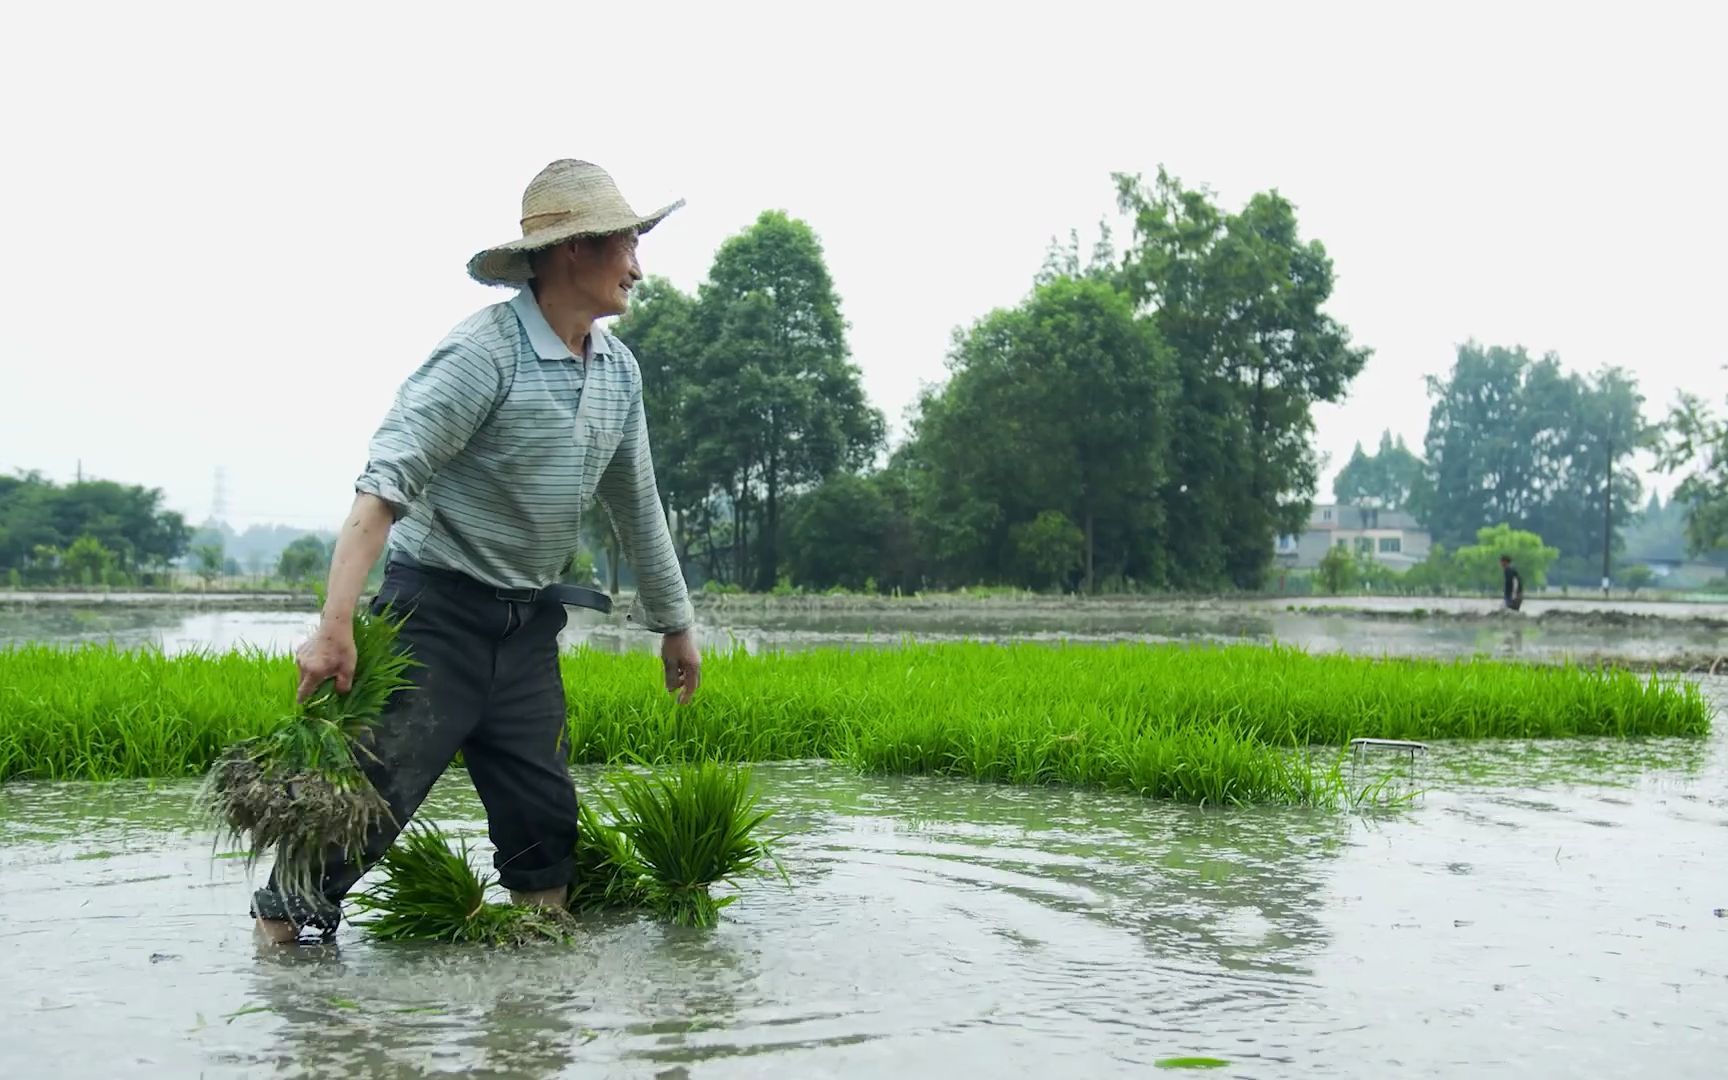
[2,1,1722,530]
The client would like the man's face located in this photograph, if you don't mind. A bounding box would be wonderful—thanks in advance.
[568,232,642,318]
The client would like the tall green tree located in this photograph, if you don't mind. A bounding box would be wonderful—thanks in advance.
[0,471,189,582]
[194,542,224,586]
[686,211,884,589]
[862,449,933,594]
[1035,222,1120,287]
[62,534,118,584]
[1555,366,1647,573]
[1421,343,1532,544]
[1334,430,1425,512]
[1114,168,1369,588]
[0,471,59,573]
[910,276,1175,591]
[612,275,699,531]
[1657,382,1728,554]
[277,534,330,584]
[1620,491,1696,567]
[1421,343,1644,559]
[784,472,891,592]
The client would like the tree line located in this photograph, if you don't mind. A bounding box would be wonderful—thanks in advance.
[0,472,190,587]
[0,472,353,589]
[616,169,1369,594]
[1332,346,1727,589]
[1658,384,1728,556]
[12,167,1724,598]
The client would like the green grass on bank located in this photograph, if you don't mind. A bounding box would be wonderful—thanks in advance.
[0,643,1709,806]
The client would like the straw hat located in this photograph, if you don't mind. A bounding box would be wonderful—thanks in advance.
[466,160,684,286]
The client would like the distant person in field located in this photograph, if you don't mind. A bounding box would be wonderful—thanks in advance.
[252,160,700,945]
[1500,555,1523,611]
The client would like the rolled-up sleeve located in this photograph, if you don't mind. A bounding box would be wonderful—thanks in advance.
[356,338,505,519]
[595,367,694,634]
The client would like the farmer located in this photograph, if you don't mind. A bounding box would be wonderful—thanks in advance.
[253,160,700,943]
[1501,555,1523,611]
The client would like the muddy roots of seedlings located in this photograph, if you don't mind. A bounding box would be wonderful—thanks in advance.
[204,745,395,900]
[350,822,576,946]
[200,606,416,902]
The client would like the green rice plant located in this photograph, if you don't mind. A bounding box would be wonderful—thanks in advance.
[0,643,288,781]
[353,765,779,941]
[596,761,783,928]
[198,607,415,903]
[348,821,574,946]
[0,639,1711,808]
[564,800,649,914]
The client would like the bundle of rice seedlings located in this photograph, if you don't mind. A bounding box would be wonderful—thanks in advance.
[201,606,416,903]
[349,822,575,946]
[564,801,650,914]
[598,761,784,928]
[348,764,783,943]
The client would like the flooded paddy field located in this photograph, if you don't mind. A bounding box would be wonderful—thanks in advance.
[2,719,1724,1078]
[2,597,1723,1076]
[5,592,1725,670]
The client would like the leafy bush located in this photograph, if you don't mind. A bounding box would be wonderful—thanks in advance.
[1454,524,1559,591]
[1618,564,1656,594]
[1317,545,1358,594]
[1010,510,1085,592]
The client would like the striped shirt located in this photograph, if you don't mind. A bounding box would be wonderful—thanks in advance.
[355,288,694,634]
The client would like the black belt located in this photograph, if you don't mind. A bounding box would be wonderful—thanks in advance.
[388,551,614,614]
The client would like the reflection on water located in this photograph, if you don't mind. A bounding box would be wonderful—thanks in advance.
[1256,594,1728,619]
[1,711,1724,1078]
[2,602,1722,667]
[3,605,1724,1075]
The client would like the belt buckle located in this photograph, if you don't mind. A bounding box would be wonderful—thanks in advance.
[495,586,540,603]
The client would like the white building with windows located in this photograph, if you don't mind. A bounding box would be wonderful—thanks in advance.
[1274,504,1433,571]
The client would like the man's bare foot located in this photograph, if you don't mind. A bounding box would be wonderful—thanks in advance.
[254,917,301,945]
[509,886,568,909]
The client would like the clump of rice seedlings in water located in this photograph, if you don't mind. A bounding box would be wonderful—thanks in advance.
[200,607,415,903]
[599,761,784,928]
[349,822,575,946]
[564,801,650,914]
[353,765,781,942]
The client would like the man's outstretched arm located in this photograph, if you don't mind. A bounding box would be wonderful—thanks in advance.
[596,377,699,702]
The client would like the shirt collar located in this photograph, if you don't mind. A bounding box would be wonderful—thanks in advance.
[509,288,614,362]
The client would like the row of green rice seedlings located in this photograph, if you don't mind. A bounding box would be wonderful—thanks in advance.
[0,642,1709,795]
[0,642,288,780]
[560,642,1709,751]
[352,761,780,942]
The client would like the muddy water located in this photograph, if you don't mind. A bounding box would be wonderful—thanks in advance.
[1253,594,1728,619]
[2,698,1725,1079]
[3,601,1723,668]
[3,606,1724,1075]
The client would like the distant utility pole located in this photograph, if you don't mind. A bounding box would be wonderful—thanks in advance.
[211,467,230,525]
[1601,424,1613,598]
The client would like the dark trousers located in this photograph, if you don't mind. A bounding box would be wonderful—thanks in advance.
[251,560,579,929]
